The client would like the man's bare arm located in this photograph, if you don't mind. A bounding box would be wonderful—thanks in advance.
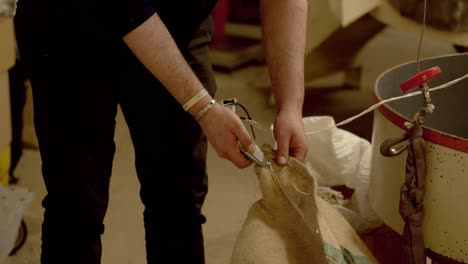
[122,13,255,168]
[260,0,307,113]
[259,0,308,164]
[123,13,211,117]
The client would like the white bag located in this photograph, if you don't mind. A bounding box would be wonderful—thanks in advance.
[303,116,382,233]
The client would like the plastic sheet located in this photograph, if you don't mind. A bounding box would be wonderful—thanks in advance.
[303,116,382,233]
[0,185,34,263]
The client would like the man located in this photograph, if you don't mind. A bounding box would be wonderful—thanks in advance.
[13,0,308,263]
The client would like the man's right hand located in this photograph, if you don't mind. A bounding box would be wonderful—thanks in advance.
[197,103,255,168]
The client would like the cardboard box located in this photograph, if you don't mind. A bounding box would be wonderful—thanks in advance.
[327,0,380,27]
[0,17,15,186]
[221,0,382,57]
[305,0,381,54]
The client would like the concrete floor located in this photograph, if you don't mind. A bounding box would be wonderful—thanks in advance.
[5,27,457,264]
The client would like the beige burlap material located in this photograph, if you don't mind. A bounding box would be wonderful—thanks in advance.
[231,145,378,264]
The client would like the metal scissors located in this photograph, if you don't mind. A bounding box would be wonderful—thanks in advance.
[221,98,270,167]
[238,143,270,167]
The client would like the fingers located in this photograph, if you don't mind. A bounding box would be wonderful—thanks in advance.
[273,111,308,165]
[227,151,252,169]
[236,124,255,155]
[215,139,252,169]
[290,144,308,162]
[276,135,309,164]
[199,105,253,168]
[230,121,256,168]
[275,131,290,166]
[215,117,254,169]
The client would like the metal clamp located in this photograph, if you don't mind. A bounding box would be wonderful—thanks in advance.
[381,66,442,157]
[380,131,411,157]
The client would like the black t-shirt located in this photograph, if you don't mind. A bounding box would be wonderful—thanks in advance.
[16,0,218,44]
[105,0,218,39]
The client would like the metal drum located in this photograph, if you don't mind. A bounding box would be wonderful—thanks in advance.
[369,53,468,262]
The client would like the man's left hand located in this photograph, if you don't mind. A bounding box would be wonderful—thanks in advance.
[273,108,308,165]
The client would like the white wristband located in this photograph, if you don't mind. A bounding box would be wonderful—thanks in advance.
[195,99,216,121]
[183,89,209,111]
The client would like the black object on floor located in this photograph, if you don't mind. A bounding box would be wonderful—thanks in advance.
[9,220,28,256]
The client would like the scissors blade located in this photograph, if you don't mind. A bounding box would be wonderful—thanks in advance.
[239,143,269,167]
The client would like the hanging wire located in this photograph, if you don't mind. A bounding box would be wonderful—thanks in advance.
[416,0,428,73]
[236,102,257,139]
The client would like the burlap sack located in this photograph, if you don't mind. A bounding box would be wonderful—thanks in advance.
[231,145,378,264]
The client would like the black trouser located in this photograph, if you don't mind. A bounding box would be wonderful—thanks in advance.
[14,8,216,264]
[9,59,27,183]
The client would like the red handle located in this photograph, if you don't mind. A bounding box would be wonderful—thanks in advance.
[400,66,442,93]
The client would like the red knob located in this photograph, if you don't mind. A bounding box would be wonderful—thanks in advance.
[400,66,442,93]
